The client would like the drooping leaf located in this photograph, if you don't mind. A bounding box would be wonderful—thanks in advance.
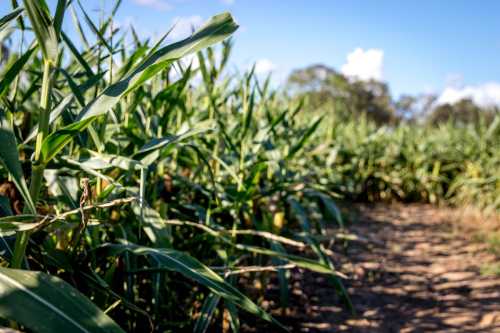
[40,12,238,164]
[0,267,126,333]
[102,243,286,331]
[134,120,215,161]
[0,214,43,236]
[80,151,144,171]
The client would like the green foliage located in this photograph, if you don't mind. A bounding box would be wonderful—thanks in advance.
[309,113,500,212]
[287,64,397,124]
[0,267,125,333]
[428,98,498,125]
[0,1,497,332]
[287,64,500,126]
[0,2,349,332]
[0,114,36,214]
[22,0,61,65]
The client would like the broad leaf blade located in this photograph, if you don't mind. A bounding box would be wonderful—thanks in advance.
[104,243,286,331]
[79,12,238,121]
[0,267,126,333]
[40,12,238,164]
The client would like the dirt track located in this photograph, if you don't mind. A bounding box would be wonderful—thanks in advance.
[250,204,500,332]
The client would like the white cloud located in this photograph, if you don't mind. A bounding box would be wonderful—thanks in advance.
[341,48,384,81]
[437,82,500,107]
[254,58,276,75]
[169,16,204,40]
[132,0,172,11]
[220,0,235,4]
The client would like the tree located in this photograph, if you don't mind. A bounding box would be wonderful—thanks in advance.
[427,98,496,125]
[287,64,397,124]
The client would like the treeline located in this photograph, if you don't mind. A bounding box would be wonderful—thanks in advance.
[287,64,500,125]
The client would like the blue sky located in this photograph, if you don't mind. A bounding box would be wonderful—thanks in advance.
[2,0,500,103]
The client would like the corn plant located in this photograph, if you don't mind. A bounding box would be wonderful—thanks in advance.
[1,1,497,332]
[0,1,351,332]
[310,111,500,212]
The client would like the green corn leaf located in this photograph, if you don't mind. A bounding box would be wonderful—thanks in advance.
[39,12,238,165]
[0,214,43,236]
[0,8,23,32]
[288,198,353,311]
[23,0,59,64]
[131,203,172,248]
[0,197,13,216]
[69,4,89,49]
[115,45,149,81]
[270,241,289,308]
[40,117,95,164]
[102,243,286,331]
[193,292,220,333]
[76,0,112,53]
[24,72,105,144]
[9,1,25,30]
[233,242,334,274]
[59,68,86,106]
[161,218,335,275]
[241,90,256,140]
[287,116,323,159]
[225,301,240,333]
[81,151,144,171]
[53,0,67,37]
[0,114,36,214]
[24,94,73,143]
[134,120,215,159]
[305,190,344,228]
[61,31,95,78]
[0,46,38,99]
[0,267,126,333]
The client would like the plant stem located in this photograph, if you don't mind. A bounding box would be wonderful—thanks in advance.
[34,61,52,162]
[11,61,52,269]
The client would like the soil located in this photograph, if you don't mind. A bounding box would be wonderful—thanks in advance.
[246,204,500,333]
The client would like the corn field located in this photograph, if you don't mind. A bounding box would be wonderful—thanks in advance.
[0,1,498,332]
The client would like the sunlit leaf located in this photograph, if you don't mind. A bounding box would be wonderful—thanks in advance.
[0,267,126,333]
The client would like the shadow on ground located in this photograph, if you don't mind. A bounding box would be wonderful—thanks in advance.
[246,204,500,333]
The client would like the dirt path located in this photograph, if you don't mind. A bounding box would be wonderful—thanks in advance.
[254,204,500,332]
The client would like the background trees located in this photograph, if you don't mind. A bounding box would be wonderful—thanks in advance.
[286,64,499,126]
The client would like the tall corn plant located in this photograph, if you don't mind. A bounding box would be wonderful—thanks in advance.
[0,1,356,331]
[11,0,64,269]
[0,2,298,331]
